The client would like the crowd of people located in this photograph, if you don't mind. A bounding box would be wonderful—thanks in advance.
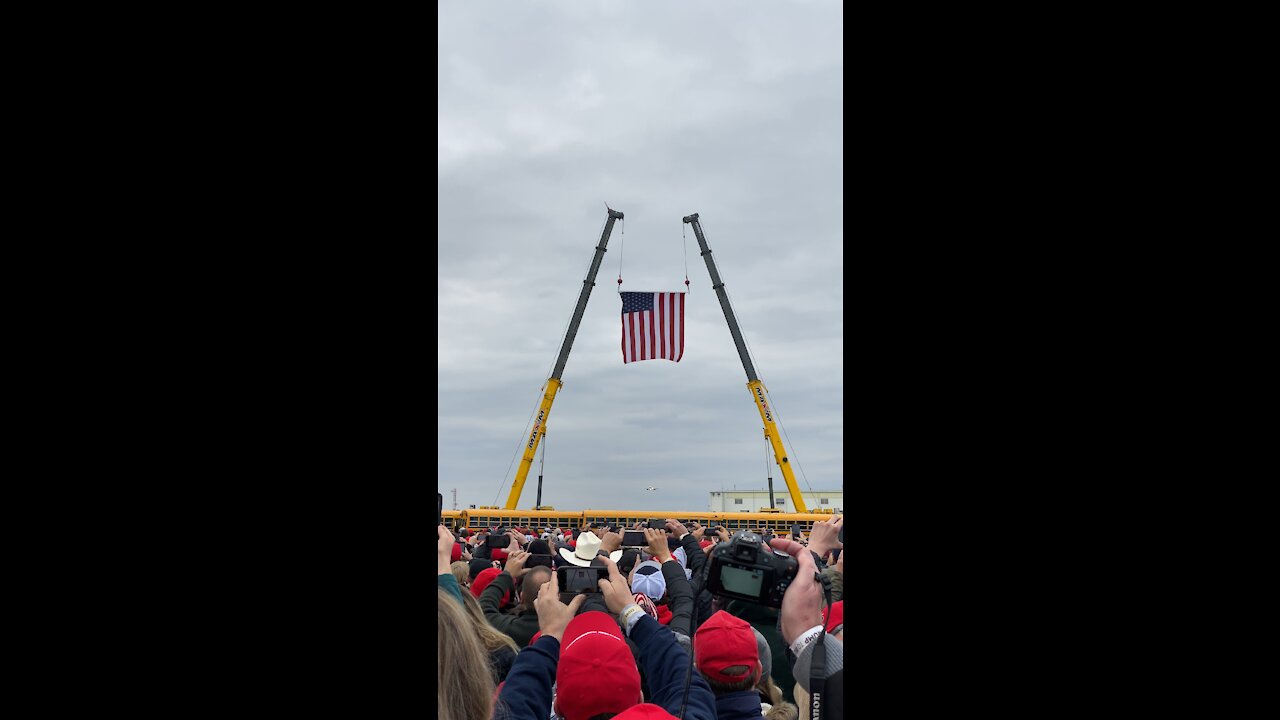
[438,515,845,720]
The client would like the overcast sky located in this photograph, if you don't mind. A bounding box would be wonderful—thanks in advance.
[438,1,842,513]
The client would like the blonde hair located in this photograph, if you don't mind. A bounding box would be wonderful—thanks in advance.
[758,674,798,720]
[450,561,470,588]
[458,587,520,655]
[793,684,810,720]
[439,589,495,720]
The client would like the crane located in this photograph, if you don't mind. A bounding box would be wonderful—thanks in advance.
[502,208,624,509]
[683,212,811,513]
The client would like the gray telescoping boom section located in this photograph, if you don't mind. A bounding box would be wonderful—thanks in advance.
[503,208,623,509]
[683,212,810,513]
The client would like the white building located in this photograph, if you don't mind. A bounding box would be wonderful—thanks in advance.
[709,489,843,513]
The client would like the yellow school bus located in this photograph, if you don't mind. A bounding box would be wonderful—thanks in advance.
[450,508,835,538]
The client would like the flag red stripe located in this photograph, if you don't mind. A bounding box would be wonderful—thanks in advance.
[658,294,666,359]
[648,306,656,359]
[677,292,684,361]
[629,311,637,363]
[669,292,676,360]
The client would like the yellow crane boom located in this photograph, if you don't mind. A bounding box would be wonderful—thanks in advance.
[684,213,810,513]
[504,208,624,509]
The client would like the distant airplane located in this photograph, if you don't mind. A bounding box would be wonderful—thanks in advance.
[645,486,659,491]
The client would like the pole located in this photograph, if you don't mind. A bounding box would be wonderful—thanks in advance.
[765,428,775,509]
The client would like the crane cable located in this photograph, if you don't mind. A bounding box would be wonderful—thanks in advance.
[616,215,691,294]
[699,216,821,509]
[682,222,691,294]
[616,216,625,291]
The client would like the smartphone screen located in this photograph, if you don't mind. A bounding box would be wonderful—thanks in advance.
[525,554,554,569]
[558,565,603,594]
[437,493,443,526]
[622,530,646,546]
[648,519,665,531]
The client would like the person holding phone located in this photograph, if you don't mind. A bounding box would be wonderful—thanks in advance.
[476,548,552,647]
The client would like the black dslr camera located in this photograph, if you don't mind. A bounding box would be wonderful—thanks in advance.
[706,530,798,608]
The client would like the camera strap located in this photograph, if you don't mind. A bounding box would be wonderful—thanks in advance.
[677,633,694,719]
[810,569,833,720]
[810,633,826,720]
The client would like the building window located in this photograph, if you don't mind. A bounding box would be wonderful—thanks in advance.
[820,498,829,504]
[734,498,743,505]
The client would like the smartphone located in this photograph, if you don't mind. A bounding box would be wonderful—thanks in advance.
[437,493,443,526]
[791,523,802,540]
[558,565,605,603]
[486,533,511,549]
[622,530,646,547]
[648,519,666,531]
[525,554,554,569]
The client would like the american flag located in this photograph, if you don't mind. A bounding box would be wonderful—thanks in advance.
[621,291,685,364]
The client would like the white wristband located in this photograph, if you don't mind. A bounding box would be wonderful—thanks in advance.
[620,604,645,634]
[789,625,824,657]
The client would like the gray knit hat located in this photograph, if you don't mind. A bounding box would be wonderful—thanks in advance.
[751,627,772,682]
[792,633,843,692]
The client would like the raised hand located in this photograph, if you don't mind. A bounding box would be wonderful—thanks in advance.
[807,516,844,559]
[440,525,455,558]
[599,530,624,553]
[505,550,531,579]
[596,555,635,615]
[535,569,586,642]
[644,527,672,563]
[768,537,825,646]
[437,525,455,574]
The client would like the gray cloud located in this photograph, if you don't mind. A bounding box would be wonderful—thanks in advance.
[439,0,843,512]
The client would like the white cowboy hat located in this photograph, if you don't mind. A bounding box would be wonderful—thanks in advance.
[558,530,624,567]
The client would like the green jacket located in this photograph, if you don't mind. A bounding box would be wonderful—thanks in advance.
[437,573,464,604]
[479,571,540,647]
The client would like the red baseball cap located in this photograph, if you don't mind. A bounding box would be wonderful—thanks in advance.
[450,543,463,562]
[823,600,844,633]
[470,568,510,604]
[694,610,760,685]
[612,705,679,719]
[555,611,641,720]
